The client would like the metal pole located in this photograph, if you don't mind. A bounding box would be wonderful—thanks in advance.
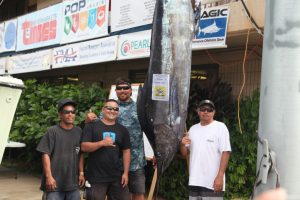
[256,0,300,199]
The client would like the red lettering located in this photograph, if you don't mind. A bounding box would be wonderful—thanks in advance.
[21,20,57,45]
[49,20,57,40]
[41,22,50,41]
[22,21,32,45]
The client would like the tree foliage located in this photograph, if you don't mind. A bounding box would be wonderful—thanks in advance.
[8,79,107,171]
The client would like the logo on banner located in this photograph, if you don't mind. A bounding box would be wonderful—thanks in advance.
[4,22,16,49]
[64,16,72,35]
[195,8,228,39]
[97,5,106,27]
[72,13,79,33]
[54,48,78,64]
[79,11,88,31]
[88,8,97,29]
[196,18,226,38]
[22,20,57,45]
[121,40,131,56]
[121,38,151,56]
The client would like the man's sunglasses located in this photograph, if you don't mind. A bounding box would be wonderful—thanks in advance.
[198,107,214,112]
[104,106,119,112]
[62,110,76,115]
[116,86,131,91]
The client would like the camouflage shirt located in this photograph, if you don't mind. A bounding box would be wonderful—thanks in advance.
[118,99,147,171]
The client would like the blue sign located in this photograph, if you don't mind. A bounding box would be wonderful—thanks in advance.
[195,18,227,39]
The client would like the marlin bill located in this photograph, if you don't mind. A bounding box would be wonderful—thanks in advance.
[137,0,194,175]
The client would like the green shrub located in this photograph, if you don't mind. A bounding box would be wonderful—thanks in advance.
[9,79,107,172]
[225,89,259,199]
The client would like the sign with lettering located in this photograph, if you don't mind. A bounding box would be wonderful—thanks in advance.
[111,0,155,32]
[52,36,117,68]
[192,5,229,50]
[117,30,151,60]
[6,50,52,74]
[61,0,109,44]
[16,3,63,51]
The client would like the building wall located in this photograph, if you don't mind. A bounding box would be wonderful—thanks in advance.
[37,0,62,10]
[220,59,261,98]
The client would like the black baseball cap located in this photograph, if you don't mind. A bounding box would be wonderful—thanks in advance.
[116,77,131,87]
[57,98,77,112]
[198,99,215,109]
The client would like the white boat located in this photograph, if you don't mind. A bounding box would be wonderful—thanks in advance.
[0,76,24,163]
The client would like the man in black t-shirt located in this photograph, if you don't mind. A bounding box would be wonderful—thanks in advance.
[36,99,85,200]
[81,99,131,200]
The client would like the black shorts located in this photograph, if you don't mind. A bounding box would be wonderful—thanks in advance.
[128,168,146,194]
[86,180,130,200]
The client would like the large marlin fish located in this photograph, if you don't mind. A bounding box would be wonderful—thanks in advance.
[137,0,194,176]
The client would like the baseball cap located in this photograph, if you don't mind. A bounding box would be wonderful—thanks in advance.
[116,77,131,87]
[57,98,77,112]
[198,99,215,109]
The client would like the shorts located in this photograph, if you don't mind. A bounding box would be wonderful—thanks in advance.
[43,189,80,200]
[86,180,130,200]
[128,168,146,194]
[189,186,224,200]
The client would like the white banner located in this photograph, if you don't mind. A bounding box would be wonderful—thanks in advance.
[111,0,155,32]
[16,3,63,51]
[0,23,4,53]
[6,49,52,74]
[0,58,6,75]
[1,19,17,52]
[52,36,118,68]
[117,30,151,60]
[192,5,229,50]
[61,0,109,44]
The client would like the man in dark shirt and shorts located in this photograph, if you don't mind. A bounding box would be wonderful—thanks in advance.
[37,98,85,200]
[81,99,131,200]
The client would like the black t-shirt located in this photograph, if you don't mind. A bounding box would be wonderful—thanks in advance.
[36,125,82,191]
[82,120,130,184]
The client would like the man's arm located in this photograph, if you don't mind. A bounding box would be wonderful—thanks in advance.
[81,137,115,152]
[121,149,130,187]
[213,151,231,192]
[42,154,57,191]
[78,153,85,187]
[180,134,190,157]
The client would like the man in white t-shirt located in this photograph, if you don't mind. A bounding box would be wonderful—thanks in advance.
[180,99,231,200]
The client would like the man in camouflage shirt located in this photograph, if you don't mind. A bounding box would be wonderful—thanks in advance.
[86,78,147,200]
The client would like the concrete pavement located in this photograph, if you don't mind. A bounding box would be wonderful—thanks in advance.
[0,166,42,200]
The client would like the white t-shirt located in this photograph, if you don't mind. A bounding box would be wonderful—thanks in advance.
[188,120,231,190]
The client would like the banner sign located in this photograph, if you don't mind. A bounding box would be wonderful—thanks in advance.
[1,19,17,52]
[117,30,151,60]
[111,0,155,32]
[6,49,52,74]
[0,23,4,53]
[61,0,109,44]
[192,5,229,50]
[0,58,6,75]
[16,3,63,51]
[52,36,118,68]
